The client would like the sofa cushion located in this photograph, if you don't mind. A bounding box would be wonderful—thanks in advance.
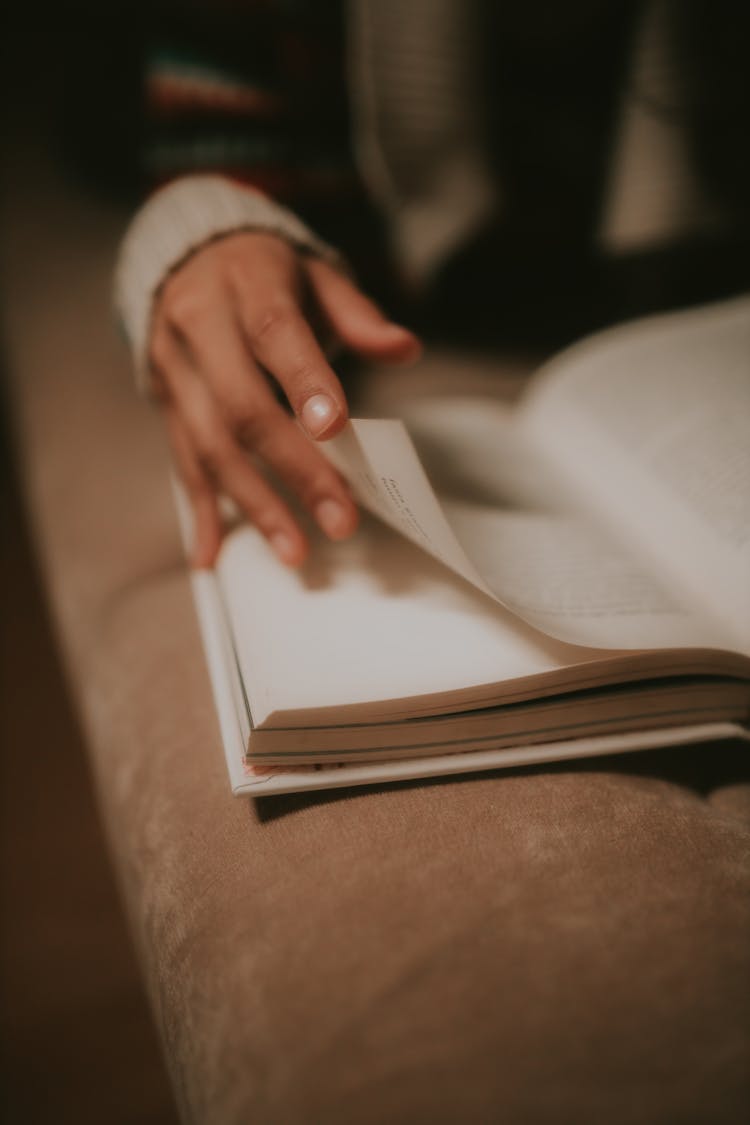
[3,158,749,1124]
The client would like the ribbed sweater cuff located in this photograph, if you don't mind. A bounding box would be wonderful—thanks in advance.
[114,174,342,392]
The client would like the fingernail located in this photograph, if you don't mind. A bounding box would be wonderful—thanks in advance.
[301,393,337,438]
[315,498,352,540]
[270,531,298,565]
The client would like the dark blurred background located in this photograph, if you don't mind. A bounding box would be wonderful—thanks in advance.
[1,6,179,1123]
[1,3,749,1120]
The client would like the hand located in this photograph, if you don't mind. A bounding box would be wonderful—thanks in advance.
[148,231,421,567]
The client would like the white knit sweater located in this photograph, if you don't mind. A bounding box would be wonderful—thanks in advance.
[115,0,704,391]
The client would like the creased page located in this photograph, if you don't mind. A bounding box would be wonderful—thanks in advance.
[324,420,495,598]
[442,504,712,649]
[519,296,750,651]
[216,514,604,728]
[405,398,721,648]
[325,408,718,649]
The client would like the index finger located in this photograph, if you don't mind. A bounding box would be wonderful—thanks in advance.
[234,287,348,441]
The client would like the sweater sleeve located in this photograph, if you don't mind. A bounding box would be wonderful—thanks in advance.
[114,175,345,392]
[114,1,367,392]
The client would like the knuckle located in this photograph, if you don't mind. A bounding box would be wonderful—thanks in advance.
[195,432,232,476]
[307,471,346,507]
[223,256,253,295]
[163,287,207,333]
[230,404,276,448]
[240,487,282,530]
[253,503,284,534]
[286,456,341,505]
[286,360,319,390]
[246,302,296,348]
[223,238,292,295]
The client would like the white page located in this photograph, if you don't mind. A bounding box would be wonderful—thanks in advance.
[324,410,718,649]
[216,514,611,729]
[404,397,722,647]
[443,504,709,648]
[519,296,750,651]
[324,420,494,596]
[399,397,566,511]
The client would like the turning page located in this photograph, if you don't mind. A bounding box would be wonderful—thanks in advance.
[518,296,750,651]
[216,514,615,728]
[323,407,723,650]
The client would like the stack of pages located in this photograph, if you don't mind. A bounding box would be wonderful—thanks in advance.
[183,297,750,795]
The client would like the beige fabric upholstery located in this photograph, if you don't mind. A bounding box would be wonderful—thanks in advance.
[3,160,749,1124]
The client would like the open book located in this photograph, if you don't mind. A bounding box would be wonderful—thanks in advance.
[184,296,750,795]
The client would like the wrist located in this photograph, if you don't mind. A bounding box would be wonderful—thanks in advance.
[114,174,343,392]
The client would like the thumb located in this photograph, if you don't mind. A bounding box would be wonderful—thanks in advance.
[306,258,422,363]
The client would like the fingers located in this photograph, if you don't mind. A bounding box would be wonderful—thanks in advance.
[153,319,359,566]
[162,292,358,540]
[306,258,422,363]
[150,231,415,568]
[154,329,312,567]
[228,247,350,441]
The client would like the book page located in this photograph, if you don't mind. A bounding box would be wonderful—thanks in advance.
[443,504,706,649]
[216,514,608,728]
[324,420,494,597]
[519,296,750,651]
[324,409,719,649]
